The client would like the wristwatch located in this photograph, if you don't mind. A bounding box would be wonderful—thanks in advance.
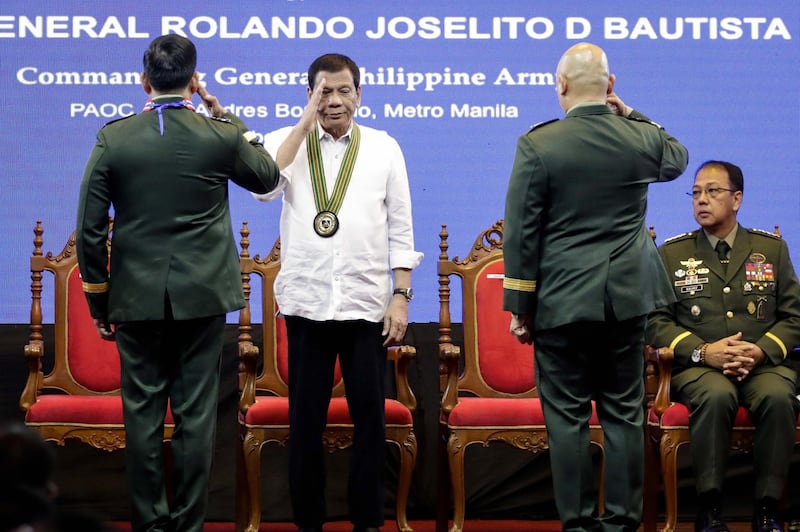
[690,343,707,365]
[393,287,414,301]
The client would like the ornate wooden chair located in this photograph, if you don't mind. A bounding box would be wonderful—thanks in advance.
[235,222,418,532]
[19,220,175,451]
[642,225,800,532]
[437,219,605,532]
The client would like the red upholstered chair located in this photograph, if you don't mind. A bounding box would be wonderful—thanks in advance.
[19,220,175,451]
[641,225,800,532]
[437,220,605,532]
[235,223,418,532]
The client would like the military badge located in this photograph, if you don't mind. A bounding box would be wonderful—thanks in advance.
[746,262,774,282]
[690,305,701,317]
[747,301,756,315]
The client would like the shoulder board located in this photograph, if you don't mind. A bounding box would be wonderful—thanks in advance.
[101,114,135,128]
[663,231,696,244]
[527,118,559,133]
[209,116,233,124]
[748,227,782,240]
[627,115,663,129]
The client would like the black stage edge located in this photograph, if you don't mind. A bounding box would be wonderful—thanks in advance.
[1,323,798,523]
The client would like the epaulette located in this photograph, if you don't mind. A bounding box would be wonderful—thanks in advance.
[627,114,663,129]
[210,115,233,124]
[101,114,135,128]
[527,118,559,133]
[663,231,696,244]
[748,227,782,240]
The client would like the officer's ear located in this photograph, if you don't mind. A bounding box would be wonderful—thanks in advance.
[188,72,200,94]
[141,72,152,95]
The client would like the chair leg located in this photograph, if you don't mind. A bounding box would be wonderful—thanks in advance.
[436,422,451,532]
[642,427,659,532]
[393,431,417,532]
[235,430,250,532]
[447,432,467,532]
[591,434,605,516]
[659,433,682,532]
[242,430,263,532]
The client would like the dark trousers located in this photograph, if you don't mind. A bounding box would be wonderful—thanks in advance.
[677,366,799,500]
[115,313,225,532]
[533,316,646,532]
[284,316,387,528]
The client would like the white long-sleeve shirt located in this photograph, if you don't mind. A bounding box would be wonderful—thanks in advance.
[253,121,423,322]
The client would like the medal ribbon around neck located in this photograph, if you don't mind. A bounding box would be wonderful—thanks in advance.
[142,99,196,136]
[306,123,361,218]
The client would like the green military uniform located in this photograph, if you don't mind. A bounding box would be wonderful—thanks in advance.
[646,226,800,500]
[503,104,688,531]
[76,97,279,531]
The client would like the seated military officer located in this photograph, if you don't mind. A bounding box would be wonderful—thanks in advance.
[646,160,800,532]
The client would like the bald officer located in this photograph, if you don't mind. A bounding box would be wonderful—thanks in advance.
[503,42,688,532]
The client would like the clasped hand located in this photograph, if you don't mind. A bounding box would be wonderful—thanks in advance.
[704,332,765,381]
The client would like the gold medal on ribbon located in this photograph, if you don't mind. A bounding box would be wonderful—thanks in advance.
[313,210,339,238]
[306,124,360,238]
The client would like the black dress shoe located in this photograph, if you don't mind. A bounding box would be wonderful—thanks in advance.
[752,512,782,532]
[695,507,730,532]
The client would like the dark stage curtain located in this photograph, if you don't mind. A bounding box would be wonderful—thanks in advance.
[2,323,799,523]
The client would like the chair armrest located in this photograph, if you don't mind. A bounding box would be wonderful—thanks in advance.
[439,342,461,416]
[238,342,260,414]
[648,346,674,416]
[19,340,44,412]
[388,345,417,412]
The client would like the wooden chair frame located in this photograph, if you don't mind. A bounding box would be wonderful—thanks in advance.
[437,219,604,532]
[20,219,174,450]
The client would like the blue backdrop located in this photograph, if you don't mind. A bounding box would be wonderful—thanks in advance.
[2,0,798,324]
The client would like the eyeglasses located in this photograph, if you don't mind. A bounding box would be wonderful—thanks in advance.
[687,187,737,200]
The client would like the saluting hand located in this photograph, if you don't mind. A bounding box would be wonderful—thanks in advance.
[197,85,226,118]
[607,92,631,117]
[298,78,327,134]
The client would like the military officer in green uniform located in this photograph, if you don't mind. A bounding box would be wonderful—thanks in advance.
[503,42,688,532]
[75,35,281,532]
[647,160,800,532]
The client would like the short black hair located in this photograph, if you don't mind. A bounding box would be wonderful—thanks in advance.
[695,160,744,193]
[143,34,197,92]
[308,53,360,90]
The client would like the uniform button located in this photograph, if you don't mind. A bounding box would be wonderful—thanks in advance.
[726,311,734,319]
[723,286,731,294]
